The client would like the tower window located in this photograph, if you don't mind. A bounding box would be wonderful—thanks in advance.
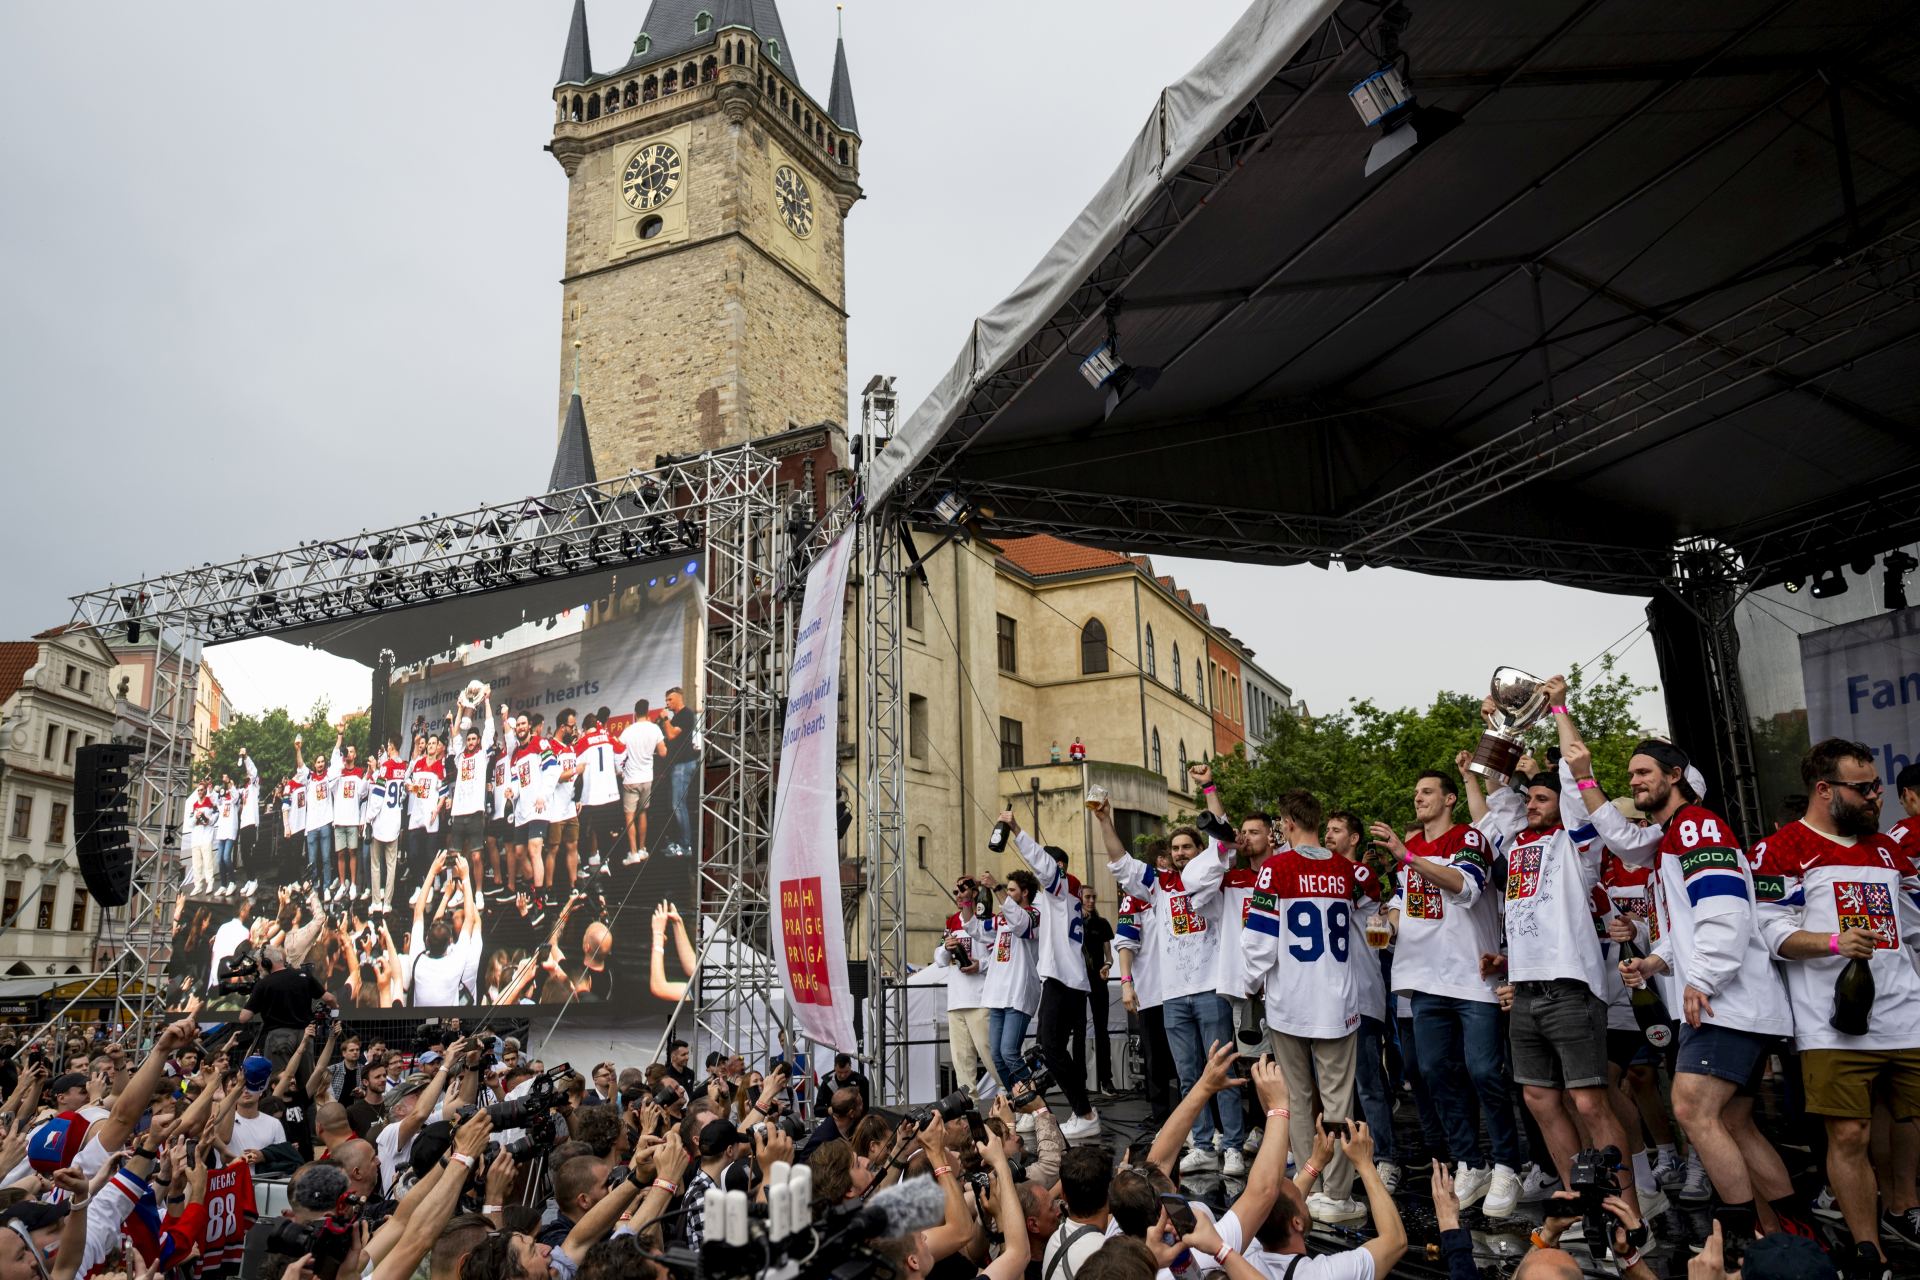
[694,10,712,33]
[638,215,665,240]
[634,33,651,56]
[766,38,781,64]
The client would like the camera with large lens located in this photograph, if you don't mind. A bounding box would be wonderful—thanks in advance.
[1568,1145,1623,1244]
[461,1062,572,1151]
[907,1090,974,1130]
[240,1201,359,1280]
[1018,1046,1054,1100]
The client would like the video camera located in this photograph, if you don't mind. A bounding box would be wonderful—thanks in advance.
[1568,1145,1624,1248]
[463,1061,572,1155]
[215,953,259,999]
[240,1197,362,1280]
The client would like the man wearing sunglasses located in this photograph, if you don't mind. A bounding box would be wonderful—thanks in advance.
[1751,738,1920,1280]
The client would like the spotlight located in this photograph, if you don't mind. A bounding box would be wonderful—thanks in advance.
[667,574,679,586]
[1348,5,1460,176]
[1885,551,1917,611]
[1851,555,1876,576]
[250,565,274,586]
[677,518,699,547]
[1078,299,1160,418]
[1809,566,1849,599]
[371,542,392,564]
[125,620,140,644]
[933,491,971,525]
[684,560,699,575]
[648,577,659,588]
[1783,577,1803,594]
[545,617,558,630]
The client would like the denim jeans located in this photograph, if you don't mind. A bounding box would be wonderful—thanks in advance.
[1398,1014,1452,1162]
[669,759,699,851]
[304,825,334,888]
[988,1007,1032,1087]
[1164,991,1243,1150]
[1409,992,1523,1169]
[1354,1015,1398,1164]
[215,839,236,885]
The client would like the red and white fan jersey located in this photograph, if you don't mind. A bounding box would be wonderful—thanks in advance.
[198,1160,257,1279]
[1392,824,1501,1004]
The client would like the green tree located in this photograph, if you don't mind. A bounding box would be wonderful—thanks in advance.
[205,703,370,791]
[1205,655,1656,834]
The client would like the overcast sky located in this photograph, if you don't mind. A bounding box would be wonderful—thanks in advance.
[0,1,1666,726]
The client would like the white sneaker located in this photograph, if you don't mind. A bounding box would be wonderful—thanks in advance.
[1244,1127,1263,1154]
[1483,1164,1522,1219]
[623,850,648,865]
[1518,1163,1560,1202]
[1060,1112,1101,1141]
[1306,1193,1368,1223]
[1222,1149,1247,1176]
[1454,1164,1493,1208]
[221,882,237,897]
[1652,1151,1684,1190]
[1377,1161,1402,1193]
[1811,1186,1842,1219]
[1678,1156,1713,1204]
[1179,1148,1220,1174]
[240,880,257,897]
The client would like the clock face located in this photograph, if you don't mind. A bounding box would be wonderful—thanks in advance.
[622,143,682,211]
[775,164,814,239]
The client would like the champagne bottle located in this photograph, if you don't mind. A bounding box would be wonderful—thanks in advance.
[1831,953,1875,1037]
[1237,993,1265,1048]
[987,819,1009,853]
[1617,939,1674,1049]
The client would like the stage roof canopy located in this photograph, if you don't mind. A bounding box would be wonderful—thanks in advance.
[872,0,1920,594]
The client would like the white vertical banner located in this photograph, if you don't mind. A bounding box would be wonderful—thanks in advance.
[769,530,858,1054]
[1800,605,1920,828]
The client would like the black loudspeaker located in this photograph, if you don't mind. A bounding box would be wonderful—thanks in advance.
[74,742,142,906]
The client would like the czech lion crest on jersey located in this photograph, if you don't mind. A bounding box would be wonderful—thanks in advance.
[1834,880,1897,948]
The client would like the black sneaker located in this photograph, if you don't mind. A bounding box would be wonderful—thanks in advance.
[1884,1207,1920,1250]
[1842,1243,1891,1280]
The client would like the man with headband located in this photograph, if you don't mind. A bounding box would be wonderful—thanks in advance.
[1557,717,1806,1245]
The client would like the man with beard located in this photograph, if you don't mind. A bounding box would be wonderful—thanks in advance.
[447,700,496,890]
[294,734,335,896]
[407,733,450,895]
[1566,730,1804,1245]
[1751,738,1920,1280]
[330,734,369,904]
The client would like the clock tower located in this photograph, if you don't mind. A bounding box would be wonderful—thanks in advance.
[548,0,862,469]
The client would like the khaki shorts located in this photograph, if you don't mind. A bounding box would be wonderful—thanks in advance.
[551,817,578,844]
[622,781,652,815]
[1803,1047,1920,1120]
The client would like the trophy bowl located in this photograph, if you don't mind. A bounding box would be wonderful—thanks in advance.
[1467,666,1550,782]
[457,679,490,711]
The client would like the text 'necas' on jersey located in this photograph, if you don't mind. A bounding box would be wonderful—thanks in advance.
[1244,847,1370,1038]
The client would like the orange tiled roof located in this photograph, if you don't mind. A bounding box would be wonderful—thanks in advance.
[0,643,41,705]
[996,534,1130,578]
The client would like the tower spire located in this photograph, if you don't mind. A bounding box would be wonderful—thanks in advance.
[550,387,598,491]
[557,0,593,86]
[828,7,859,134]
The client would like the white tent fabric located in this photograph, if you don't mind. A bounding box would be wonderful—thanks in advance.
[869,0,1343,506]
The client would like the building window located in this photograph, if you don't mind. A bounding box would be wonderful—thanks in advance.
[996,614,1018,673]
[1,882,17,923]
[1178,740,1188,778]
[35,896,53,931]
[1081,619,1109,675]
[8,797,29,840]
[77,670,90,694]
[48,803,66,845]
[765,37,781,64]
[1231,675,1241,721]
[1196,659,1205,706]
[999,717,1024,770]
[695,10,712,33]
[1151,729,1163,778]
[63,729,77,766]
[1144,626,1156,677]
[908,694,929,762]
[70,890,88,933]
[43,724,57,759]
[63,664,76,688]
[1172,645,1182,693]
[904,575,922,630]
[916,834,928,868]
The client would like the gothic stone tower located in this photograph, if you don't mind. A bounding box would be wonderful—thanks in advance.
[549,0,862,470]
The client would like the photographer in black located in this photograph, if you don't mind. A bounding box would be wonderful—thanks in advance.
[1521,1153,1657,1280]
[237,946,340,1036]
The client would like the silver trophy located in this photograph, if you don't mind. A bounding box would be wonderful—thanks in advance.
[1467,667,1551,783]
[457,679,491,712]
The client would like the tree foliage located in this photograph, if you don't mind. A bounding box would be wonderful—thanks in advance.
[203,704,370,789]
[1206,656,1656,833]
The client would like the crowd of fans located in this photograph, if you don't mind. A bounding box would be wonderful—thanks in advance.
[0,679,1913,1280]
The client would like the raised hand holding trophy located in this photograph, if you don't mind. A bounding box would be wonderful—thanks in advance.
[1466,666,1551,783]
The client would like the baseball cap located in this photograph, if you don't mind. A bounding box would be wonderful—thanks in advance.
[1741,1233,1837,1280]
[26,1112,92,1173]
[242,1055,274,1095]
[383,1073,432,1110]
[417,1050,443,1068]
[698,1117,742,1158]
[47,1073,88,1098]
[0,1203,68,1233]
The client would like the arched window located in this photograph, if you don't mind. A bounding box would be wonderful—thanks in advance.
[623,81,638,107]
[1144,625,1156,677]
[682,62,697,85]
[702,56,718,82]
[1151,729,1163,778]
[1195,659,1205,705]
[723,42,733,64]
[1080,618,1109,674]
[643,75,658,101]
[571,94,584,120]
[694,10,713,33]
[766,37,781,64]
[838,139,850,164]
[604,88,620,114]
[585,95,600,120]
[663,68,678,93]
[634,33,652,57]
[1178,740,1188,778]
[738,41,749,65]
[1172,643,1183,693]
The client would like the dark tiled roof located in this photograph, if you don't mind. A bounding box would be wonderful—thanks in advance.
[625,0,799,83]
[0,643,40,705]
[997,535,1129,578]
[558,0,594,85]
[549,394,598,491]
[827,36,858,133]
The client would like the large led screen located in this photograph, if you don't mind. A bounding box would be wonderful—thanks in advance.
[167,558,705,1030]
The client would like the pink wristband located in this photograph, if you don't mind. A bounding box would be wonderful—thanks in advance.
[1203,784,1217,794]
[1266,1107,1289,1119]
[1549,704,1570,716]
[1829,933,1841,956]
[1576,778,1599,791]
[1302,1163,1321,1181]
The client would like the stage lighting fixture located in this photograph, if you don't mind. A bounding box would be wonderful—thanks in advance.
[124,620,140,644]
[1078,343,1123,389]
[667,574,679,586]
[1783,577,1802,593]
[545,617,558,630]
[648,577,659,588]
[1809,566,1848,599]
[371,541,392,563]
[1884,551,1917,611]
[677,518,699,548]
[685,560,699,576]
[933,491,971,525]
[250,565,274,586]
